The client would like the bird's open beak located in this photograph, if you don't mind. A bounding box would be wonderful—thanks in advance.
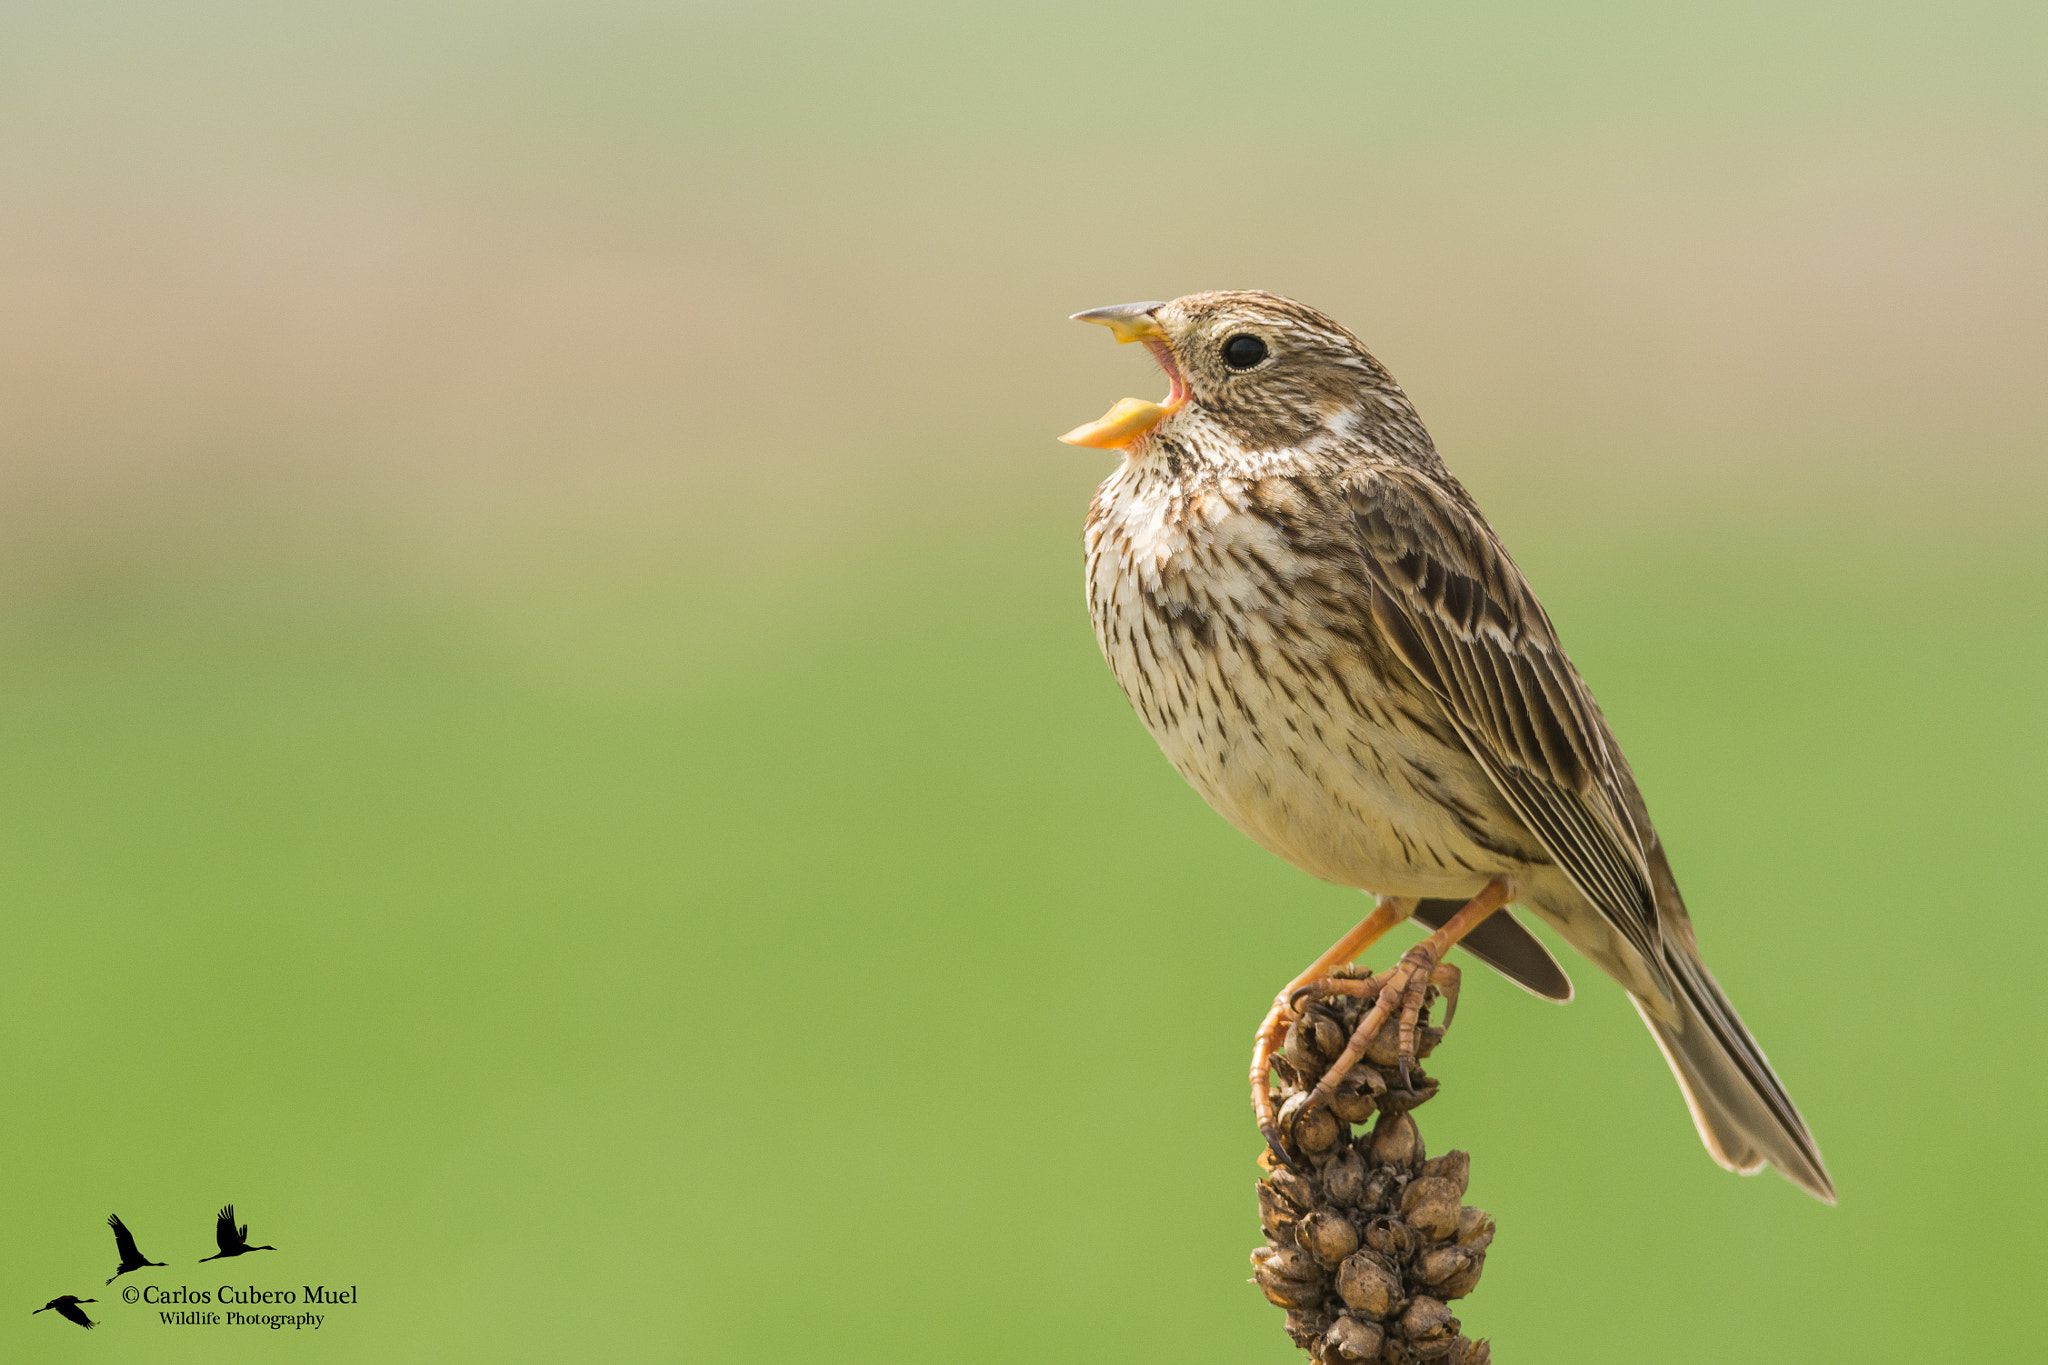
[1060,302,1189,450]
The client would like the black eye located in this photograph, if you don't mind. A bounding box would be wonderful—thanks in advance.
[1221,333,1267,370]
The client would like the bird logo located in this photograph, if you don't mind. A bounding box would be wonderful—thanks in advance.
[197,1204,277,1262]
[34,1203,290,1329]
[105,1213,167,1284]
[33,1295,97,1329]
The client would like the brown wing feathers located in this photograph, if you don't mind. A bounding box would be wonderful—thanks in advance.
[1348,471,1662,964]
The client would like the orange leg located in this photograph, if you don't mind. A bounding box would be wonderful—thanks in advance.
[1302,878,1514,1115]
[1252,896,1416,1162]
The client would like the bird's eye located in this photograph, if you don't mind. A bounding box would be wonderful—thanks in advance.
[1221,333,1268,370]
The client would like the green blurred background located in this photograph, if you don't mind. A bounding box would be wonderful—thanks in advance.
[1,1,2043,1359]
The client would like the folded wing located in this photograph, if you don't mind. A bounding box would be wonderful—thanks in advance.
[1345,468,1662,970]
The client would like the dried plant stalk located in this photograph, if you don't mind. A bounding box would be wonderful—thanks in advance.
[1251,966,1494,1364]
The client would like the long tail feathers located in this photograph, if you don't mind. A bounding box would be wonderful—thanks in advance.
[1632,940,1835,1203]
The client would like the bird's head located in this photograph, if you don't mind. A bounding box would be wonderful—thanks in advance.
[1061,290,1408,458]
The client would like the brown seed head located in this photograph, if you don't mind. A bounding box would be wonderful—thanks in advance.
[1323,1315,1385,1361]
[1363,1214,1417,1259]
[1320,1146,1368,1207]
[1447,1338,1491,1365]
[1434,1251,1487,1301]
[1454,1208,1495,1251]
[1399,1295,1459,1358]
[1267,1168,1315,1215]
[1334,1250,1403,1319]
[1412,1244,1474,1290]
[1298,1210,1361,1267]
[1369,1111,1424,1169]
[1328,1074,1379,1124]
[1251,974,1495,1362]
[1254,1246,1325,1310]
[1258,1180,1302,1243]
[1286,1096,1345,1155]
[1400,1176,1463,1242]
[1420,1150,1471,1198]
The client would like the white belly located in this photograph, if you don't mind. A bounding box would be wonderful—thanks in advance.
[1085,464,1520,899]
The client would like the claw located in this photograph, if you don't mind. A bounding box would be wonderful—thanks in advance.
[1433,962,1463,1029]
[1261,1122,1309,1174]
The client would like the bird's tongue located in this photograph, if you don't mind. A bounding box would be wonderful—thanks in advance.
[1059,336,1188,450]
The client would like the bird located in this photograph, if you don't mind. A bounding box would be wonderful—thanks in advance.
[1062,291,1833,1201]
[105,1213,167,1283]
[33,1295,97,1329]
[197,1205,277,1261]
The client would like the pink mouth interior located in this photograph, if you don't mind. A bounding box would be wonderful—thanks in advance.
[1142,337,1190,407]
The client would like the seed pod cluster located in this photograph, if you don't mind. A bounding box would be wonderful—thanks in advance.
[1251,972,1494,1363]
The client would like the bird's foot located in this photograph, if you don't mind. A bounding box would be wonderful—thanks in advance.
[1299,879,1510,1114]
[1291,959,1458,1113]
[1254,988,1327,1171]
[1255,968,1381,1168]
[1250,898,1416,1164]
[1394,948,1461,1087]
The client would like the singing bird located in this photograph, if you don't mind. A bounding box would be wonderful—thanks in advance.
[1064,291,1832,1201]
[33,1296,97,1329]
[197,1205,277,1261]
[106,1213,167,1284]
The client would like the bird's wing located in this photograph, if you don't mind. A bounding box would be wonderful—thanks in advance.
[59,1302,93,1328]
[215,1206,238,1251]
[1344,467,1661,963]
[109,1215,141,1263]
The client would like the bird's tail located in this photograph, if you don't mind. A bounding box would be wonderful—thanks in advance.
[1415,899,1573,1002]
[1631,936,1835,1203]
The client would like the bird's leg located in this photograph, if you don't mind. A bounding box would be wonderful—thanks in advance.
[1305,879,1513,1112]
[1253,896,1416,1164]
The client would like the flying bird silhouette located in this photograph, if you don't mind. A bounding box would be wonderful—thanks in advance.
[33,1296,97,1329]
[197,1204,276,1262]
[106,1213,167,1283]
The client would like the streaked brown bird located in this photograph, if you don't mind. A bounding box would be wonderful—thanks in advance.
[1063,291,1832,1201]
